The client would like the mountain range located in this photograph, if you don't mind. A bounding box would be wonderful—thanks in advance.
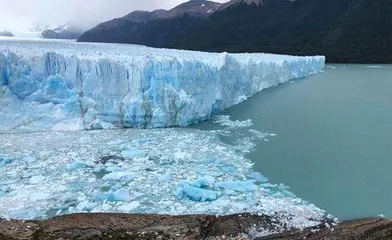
[0,30,14,37]
[76,0,391,63]
[41,23,87,39]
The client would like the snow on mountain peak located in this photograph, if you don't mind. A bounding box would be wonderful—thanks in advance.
[220,0,268,10]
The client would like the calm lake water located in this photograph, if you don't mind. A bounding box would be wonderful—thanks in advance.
[196,64,392,220]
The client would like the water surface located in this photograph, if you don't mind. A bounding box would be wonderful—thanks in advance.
[196,64,392,220]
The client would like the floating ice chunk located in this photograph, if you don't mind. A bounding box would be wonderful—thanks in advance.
[118,201,141,212]
[9,210,42,220]
[326,65,338,69]
[0,154,13,164]
[132,138,154,145]
[216,181,258,192]
[232,202,247,211]
[102,172,134,181]
[272,192,285,198]
[69,181,85,190]
[66,161,89,171]
[278,183,289,190]
[177,184,220,202]
[249,129,269,139]
[108,189,132,202]
[248,172,268,183]
[106,166,123,172]
[220,165,237,174]
[121,148,146,158]
[215,115,253,128]
[57,193,78,209]
[0,188,8,197]
[157,174,172,182]
[260,183,278,189]
[31,192,51,201]
[224,189,239,196]
[76,201,98,211]
[109,184,122,192]
[157,158,174,166]
[365,65,382,68]
[200,157,223,165]
[281,189,296,198]
[107,139,125,145]
[196,168,222,177]
[92,193,110,202]
[30,175,45,184]
[23,156,37,164]
[189,176,215,188]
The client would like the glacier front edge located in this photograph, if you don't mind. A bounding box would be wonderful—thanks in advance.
[0,39,325,132]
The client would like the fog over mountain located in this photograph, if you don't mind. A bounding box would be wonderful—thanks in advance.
[0,0,228,32]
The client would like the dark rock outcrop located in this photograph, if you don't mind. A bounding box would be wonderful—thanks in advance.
[41,24,85,40]
[1,213,391,240]
[78,0,221,45]
[0,31,14,37]
[78,0,392,63]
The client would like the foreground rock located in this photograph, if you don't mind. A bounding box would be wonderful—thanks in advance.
[0,213,391,239]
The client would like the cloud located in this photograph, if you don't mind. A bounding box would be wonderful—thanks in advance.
[0,0,229,30]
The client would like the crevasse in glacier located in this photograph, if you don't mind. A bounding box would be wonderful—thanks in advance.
[0,39,325,131]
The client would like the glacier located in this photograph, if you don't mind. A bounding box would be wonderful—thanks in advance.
[0,38,325,132]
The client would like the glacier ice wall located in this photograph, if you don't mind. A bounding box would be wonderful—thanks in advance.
[0,39,325,131]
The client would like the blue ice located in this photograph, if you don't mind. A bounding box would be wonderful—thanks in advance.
[158,174,172,182]
[177,184,220,202]
[102,172,134,181]
[189,176,215,188]
[0,154,13,165]
[0,40,325,131]
[121,148,146,158]
[23,156,37,164]
[133,138,154,144]
[9,210,42,220]
[216,181,258,192]
[108,189,132,202]
[66,161,89,171]
[248,172,268,183]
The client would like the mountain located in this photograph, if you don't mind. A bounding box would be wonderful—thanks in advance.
[78,0,392,63]
[218,0,268,10]
[77,0,221,45]
[41,23,87,39]
[122,0,221,22]
[0,30,13,37]
[176,0,392,63]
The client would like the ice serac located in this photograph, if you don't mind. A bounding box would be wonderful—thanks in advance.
[0,39,325,132]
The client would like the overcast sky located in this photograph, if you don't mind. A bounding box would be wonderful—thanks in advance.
[0,0,229,31]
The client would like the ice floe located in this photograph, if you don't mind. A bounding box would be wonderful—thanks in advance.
[0,126,327,232]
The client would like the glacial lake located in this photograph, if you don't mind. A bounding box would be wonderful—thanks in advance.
[195,64,392,220]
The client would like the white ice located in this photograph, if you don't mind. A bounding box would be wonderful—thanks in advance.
[0,125,328,232]
[0,38,325,132]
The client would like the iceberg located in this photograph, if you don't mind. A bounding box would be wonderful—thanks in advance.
[177,184,220,202]
[0,39,325,132]
[216,181,258,192]
[248,172,268,183]
[102,172,134,181]
[108,189,132,202]
[0,154,13,164]
[66,161,89,171]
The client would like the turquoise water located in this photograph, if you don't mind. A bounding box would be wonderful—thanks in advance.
[196,65,392,220]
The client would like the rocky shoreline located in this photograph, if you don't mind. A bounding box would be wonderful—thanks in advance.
[0,213,391,240]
